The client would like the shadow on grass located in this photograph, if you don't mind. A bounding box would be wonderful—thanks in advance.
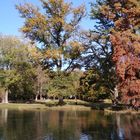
[35,99,113,110]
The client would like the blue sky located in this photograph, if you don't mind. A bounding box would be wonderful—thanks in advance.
[0,0,94,37]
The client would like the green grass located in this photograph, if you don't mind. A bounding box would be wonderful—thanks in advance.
[35,99,91,106]
[1,100,138,113]
[0,99,92,111]
[0,103,47,110]
[0,99,112,110]
[0,103,91,111]
[104,108,140,114]
[29,99,112,111]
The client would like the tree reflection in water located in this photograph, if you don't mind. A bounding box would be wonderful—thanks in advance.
[0,109,139,140]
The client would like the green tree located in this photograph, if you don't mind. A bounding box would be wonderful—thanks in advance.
[0,35,25,103]
[80,0,117,102]
[34,65,48,101]
[8,62,36,101]
[28,45,49,101]
[0,35,35,102]
[46,71,81,103]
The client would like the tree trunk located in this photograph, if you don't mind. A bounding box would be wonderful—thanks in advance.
[2,89,8,103]
[53,95,55,100]
[35,94,38,101]
[40,94,43,100]
[111,86,119,106]
[40,85,43,100]
[58,97,65,105]
[75,96,77,105]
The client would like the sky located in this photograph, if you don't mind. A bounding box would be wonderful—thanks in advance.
[0,0,94,37]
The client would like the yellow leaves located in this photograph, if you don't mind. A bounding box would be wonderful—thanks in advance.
[42,0,71,18]
[100,5,115,20]
[99,5,109,15]
[127,0,140,7]
[16,3,39,18]
[73,6,83,14]
[70,41,84,52]
[61,2,71,14]
[64,24,73,32]
[45,49,62,59]
[72,4,85,17]
[133,41,140,54]
[49,17,65,26]
[28,45,43,63]
[21,26,31,33]
[48,0,56,3]
[21,13,47,35]
[114,2,122,10]
[114,18,123,27]
[66,41,84,59]
[48,0,64,5]
[17,0,85,71]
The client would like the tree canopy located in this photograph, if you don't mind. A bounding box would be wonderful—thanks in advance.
[99,0,140,104]
[0,0,140,107]
[16,0,85,72]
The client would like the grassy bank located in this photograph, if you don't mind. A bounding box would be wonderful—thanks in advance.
[104,108,140,114]
[0,99,139,113]
[0,103,47,110]
[0,99,111,111]
[0,103,91,111]
[35,99,92,106]
[0,99,92,111]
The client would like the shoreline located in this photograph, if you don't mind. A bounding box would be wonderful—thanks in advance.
[0,103,91,111]
[104,108,140,114]
[0,102,139,114]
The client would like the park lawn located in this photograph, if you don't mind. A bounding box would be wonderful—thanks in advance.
[0,99,112,110]
[0,100,139,113]
[0,103,92,111]
[0,103,47,110]
[0,99,92,110]
[36,99,91,106]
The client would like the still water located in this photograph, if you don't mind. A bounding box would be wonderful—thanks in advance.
[0,109,139,140]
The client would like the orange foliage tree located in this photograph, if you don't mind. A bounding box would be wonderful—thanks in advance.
[100,0,140,105]
[16,0,85,72]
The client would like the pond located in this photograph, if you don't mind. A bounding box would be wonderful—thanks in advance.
[0,109,139,140]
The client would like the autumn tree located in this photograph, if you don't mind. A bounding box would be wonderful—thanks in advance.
[99,0,140,105]
[34,65,48,100]
[16,0,85,72]
[28,45,49,101]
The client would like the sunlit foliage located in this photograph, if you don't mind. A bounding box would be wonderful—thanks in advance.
[16,0,85,71]
[100,0,140,104]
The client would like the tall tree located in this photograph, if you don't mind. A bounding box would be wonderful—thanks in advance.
[80,0,117,101]
[28,45,48,100]
[16,0,85,72]
[99,0,140,105]
[0,35,36,102]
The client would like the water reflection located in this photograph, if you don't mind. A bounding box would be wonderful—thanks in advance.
[0,109,139,140]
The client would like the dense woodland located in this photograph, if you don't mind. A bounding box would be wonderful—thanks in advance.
[0,0,140,108]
